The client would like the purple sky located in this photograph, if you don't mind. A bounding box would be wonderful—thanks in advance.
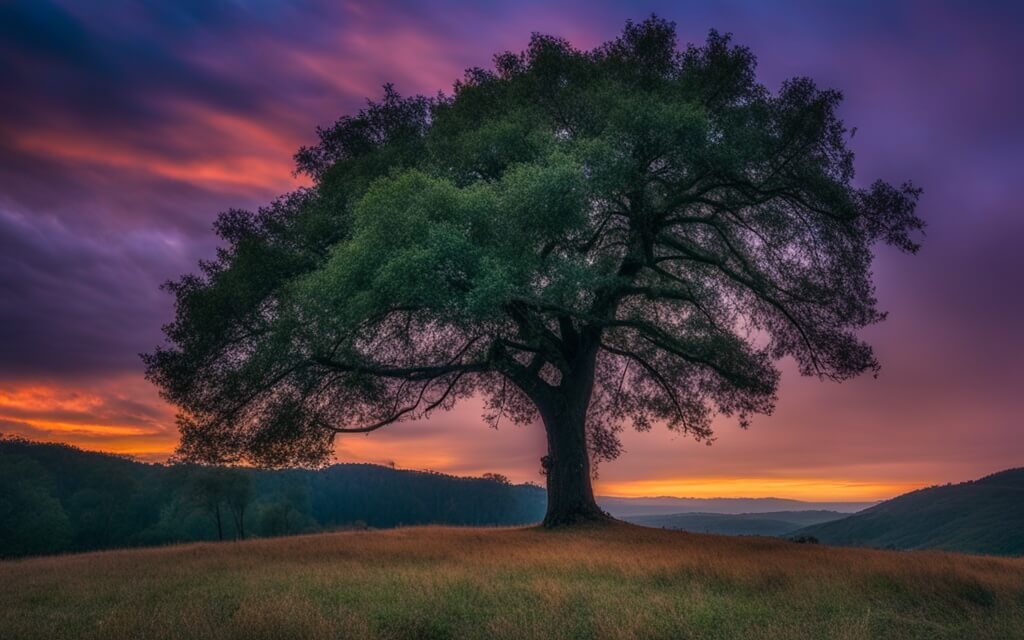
[1,0,1021,499]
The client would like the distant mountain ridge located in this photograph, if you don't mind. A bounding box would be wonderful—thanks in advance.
[624,510,847,536]
[793,468,1024,556]
[598,495,876,517]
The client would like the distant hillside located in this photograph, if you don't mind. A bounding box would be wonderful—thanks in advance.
[0,437,545,558]
[626,510,847,536]
[598,495,875,517]
[794,468,1024,555]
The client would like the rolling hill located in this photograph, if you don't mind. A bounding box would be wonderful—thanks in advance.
[625,510,847,536]
[2,524,1022,639]
[794,468,1024,555]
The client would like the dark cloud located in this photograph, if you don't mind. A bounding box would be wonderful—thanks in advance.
[0,208,190,378]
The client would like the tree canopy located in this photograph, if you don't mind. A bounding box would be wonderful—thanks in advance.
[145,17,922,524]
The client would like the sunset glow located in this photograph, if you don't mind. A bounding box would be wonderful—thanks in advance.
[597,478,926,503]
[0,380,177,460]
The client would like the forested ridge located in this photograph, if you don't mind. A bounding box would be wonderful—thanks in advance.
[0,437,545,558]
[793,468,1024,556]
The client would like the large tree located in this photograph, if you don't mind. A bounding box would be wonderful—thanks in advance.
[145,18,923,526]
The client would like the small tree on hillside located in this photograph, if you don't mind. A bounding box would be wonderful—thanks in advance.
[145,18,923,526]
[189,469,228,541]
[482,473,511,485]
[223,469,253,540]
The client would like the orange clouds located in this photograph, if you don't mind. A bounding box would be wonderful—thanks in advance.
[0,377,178,461]
[13,123,308,197]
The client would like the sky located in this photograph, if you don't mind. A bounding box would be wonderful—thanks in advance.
[1,0,1022,501]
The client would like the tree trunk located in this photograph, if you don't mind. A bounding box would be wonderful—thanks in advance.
[230,508,245,540]
[539,352,610,527]
[214,504,223,541]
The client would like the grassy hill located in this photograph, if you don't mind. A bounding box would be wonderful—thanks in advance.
[2,524,1023,639]
[625,510,847,536]
[794,468,1024,555]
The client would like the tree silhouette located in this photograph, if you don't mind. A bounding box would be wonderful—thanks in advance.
[145,17,923,526]
[189,468,228,541]
[223,469,253,540]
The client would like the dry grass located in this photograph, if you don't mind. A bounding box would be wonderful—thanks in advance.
[2,522,1023,639]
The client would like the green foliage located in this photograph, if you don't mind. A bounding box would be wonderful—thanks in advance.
[144,18,923,501]
[0,452,71,556]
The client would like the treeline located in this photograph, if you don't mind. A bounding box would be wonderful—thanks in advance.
[0,437,546,558]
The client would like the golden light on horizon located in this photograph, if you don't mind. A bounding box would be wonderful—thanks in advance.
[595,476,928,502]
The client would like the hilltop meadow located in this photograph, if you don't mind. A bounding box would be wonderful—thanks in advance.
[2,523,1023,640]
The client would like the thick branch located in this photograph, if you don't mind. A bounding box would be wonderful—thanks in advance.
[323,371,467,433]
